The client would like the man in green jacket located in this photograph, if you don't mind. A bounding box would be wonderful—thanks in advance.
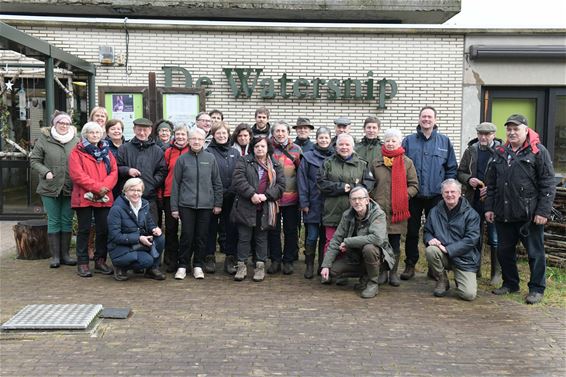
[320,187,394,298]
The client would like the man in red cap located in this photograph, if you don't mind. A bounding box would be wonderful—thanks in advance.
[485,114,556,304]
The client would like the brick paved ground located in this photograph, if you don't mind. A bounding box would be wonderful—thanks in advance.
[0,231,565,376]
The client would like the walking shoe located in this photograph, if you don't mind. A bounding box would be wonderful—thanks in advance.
[224,255,237,275]
[400,265,415,280]
[145,267,166,281]
[174,267,187,280]
[77,264,92,278]
[492,286,519,295]
[94,258,113,275]
[204,255,216,274]
[433,271,450,297]
[234,261,247,281]
[253,262,265,282]
[267,261,281,274]
[282,262,294,275]
[193,267,205,279]
[113,266,129,281]
[525,292,544,305]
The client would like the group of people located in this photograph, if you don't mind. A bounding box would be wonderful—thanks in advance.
[31,105,556,304]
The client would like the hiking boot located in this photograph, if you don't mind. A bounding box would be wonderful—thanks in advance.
[224,255,237,275]
[204,255,216,274]
[253,261,265,282]
[492,286,518,295]
[234,261,247,281]
[60,232,76,266]
[389,257,401,287]
[48,233,60,268]
[94,258,113,275]
[304,246,316,279]
[427,267,439,281]
[282,262,294,275]
[361,280,379,298]
[377,268,388,285]
[400,265,415,280]
[354,275,369,291]
[113,266,129,281]
[77,264,92,278]
[145,267,166,280]
[267,261,281,274]
[433,270,450,297]
[525,292,544,305]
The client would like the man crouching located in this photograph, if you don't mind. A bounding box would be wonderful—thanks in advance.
[320,187,394,298]
[424,179,480,301]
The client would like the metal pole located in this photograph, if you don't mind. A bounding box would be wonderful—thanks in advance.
[44,56,55,125]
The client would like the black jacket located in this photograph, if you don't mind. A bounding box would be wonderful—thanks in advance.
[424,198,480,272]
[457,138,502,203]
[116,137,167,200]
[230,155,285,227]
[485,143,556,222]
[206,140,240,198]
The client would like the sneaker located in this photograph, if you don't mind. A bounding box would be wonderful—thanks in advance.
[174,267,187,280]
[193,267,205,279]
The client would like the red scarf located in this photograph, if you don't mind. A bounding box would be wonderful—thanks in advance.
[381,145,410,223]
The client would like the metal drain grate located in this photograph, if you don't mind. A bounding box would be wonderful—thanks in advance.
[1,304,103,330]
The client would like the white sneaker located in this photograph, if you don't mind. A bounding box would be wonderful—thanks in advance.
[174,267,187,280]
[193,267,205,279]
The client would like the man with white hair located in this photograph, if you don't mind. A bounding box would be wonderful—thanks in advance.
[424,179,480,301]
[485,114,555,304]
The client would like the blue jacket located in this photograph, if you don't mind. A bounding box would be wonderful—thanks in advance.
[423,197,480,272]
[107,195,158,260]
[402,126,457,198]
[297,147,332,223]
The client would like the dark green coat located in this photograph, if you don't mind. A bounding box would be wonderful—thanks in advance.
[30,127,79,197]
[316,152,374,227]
[355,137,383,164]
[321,200,394,269]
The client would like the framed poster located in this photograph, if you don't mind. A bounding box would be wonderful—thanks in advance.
[98,86,148,141]
[158,87,206,129]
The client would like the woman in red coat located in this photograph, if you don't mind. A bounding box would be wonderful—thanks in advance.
[69,121,118,277]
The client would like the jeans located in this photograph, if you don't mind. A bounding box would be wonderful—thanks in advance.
[75,207,110,264]
[41,195,74,233]
[405,196,441,266]
[268,205,299,264]
[206,196,237,257]
[178,207,212,269]
[237,212,268,262]
[112,235,164,270]
[496,221,546,293]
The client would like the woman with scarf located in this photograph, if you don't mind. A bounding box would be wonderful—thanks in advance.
[297,127,333,279]
[231,123,253,156]
[31,111,79,269]
[161,124,190,273]
[205,122,241,275]
[370,128,419,286]
[69,121,118,277]
[231,136,285,282]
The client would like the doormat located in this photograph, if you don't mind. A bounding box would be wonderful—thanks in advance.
[99,308,131,319]
[1,304,103,330]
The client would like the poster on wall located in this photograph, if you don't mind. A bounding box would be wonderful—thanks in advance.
[163,93,200,129]
[105,93,144,140]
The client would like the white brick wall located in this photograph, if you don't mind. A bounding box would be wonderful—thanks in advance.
[15,25,465,154]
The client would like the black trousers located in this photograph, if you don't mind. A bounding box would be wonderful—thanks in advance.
[75,206,110,264]
[178,207,212,269]
[404,196,441,266]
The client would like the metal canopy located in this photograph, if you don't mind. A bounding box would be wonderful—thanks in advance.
[0,21,96,119]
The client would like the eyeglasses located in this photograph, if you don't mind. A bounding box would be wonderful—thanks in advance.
[350,196,368,202]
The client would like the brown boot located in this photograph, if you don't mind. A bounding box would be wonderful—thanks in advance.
[433,270,450,297]
[400,265,415,280]
[94,258,113,275]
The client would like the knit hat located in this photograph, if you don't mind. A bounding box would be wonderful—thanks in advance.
[52,113,72,127]
[156,121,173,132]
